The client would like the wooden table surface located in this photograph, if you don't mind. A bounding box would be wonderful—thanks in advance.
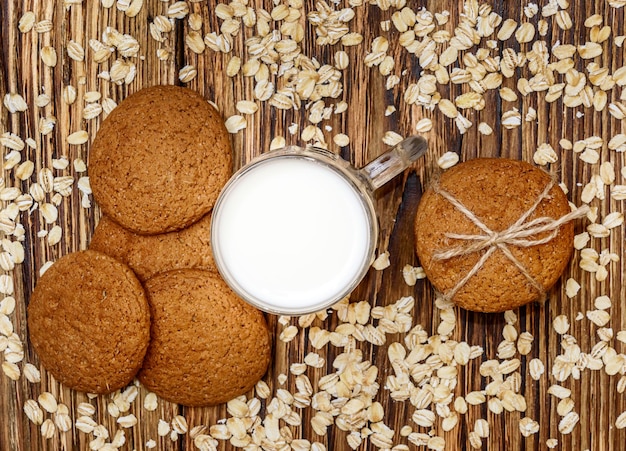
[1,0,626,450]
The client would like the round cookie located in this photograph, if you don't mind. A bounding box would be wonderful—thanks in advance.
[138,269,271,406]
[89,213,215,282]
[414,158,575,312]
[89,85,232,235]
[28,250,150,394]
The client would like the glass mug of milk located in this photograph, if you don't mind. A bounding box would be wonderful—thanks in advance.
[211,136,428,315]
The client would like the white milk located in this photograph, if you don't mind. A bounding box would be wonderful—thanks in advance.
[213,156,372,312]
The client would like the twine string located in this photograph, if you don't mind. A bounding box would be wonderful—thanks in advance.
[431,179,590,303]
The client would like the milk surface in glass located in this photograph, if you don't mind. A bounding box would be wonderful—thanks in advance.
[213,156,371,311]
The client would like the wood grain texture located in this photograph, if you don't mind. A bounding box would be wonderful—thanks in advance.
[1,0,625,450]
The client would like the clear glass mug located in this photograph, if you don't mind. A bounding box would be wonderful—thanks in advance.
[211,136,428,315]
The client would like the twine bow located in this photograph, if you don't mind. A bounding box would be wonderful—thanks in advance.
[431,179,590,303]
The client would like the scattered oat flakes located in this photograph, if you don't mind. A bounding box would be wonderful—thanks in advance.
[414,118,432,133]
[179,65,197,83]
[565,278,581,298]
[477,122,493,135]
[18,12,35,32]
[529,358,545,380]
[372,251,390,270]
[40,46,58,67]
[519,417,540,437]
[236,100,258,115]
[67,130,89,145]
[437,152,459,169]
[402,264,425,286]
[501,109,521,129]
[280,325,298,343]
[382,131,403,146]
[3,93,28,113]
[558,411,579,434]
[225,115,246,133]
[333,133,349,147]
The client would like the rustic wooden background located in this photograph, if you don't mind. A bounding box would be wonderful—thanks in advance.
[1,0,625,450]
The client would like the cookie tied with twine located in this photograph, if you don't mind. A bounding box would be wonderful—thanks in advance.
[414,158,588,312]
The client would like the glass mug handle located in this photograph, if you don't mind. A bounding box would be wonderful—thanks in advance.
[359,136,429,191]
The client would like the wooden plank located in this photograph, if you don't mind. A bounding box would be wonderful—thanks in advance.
[1,0,625,450]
